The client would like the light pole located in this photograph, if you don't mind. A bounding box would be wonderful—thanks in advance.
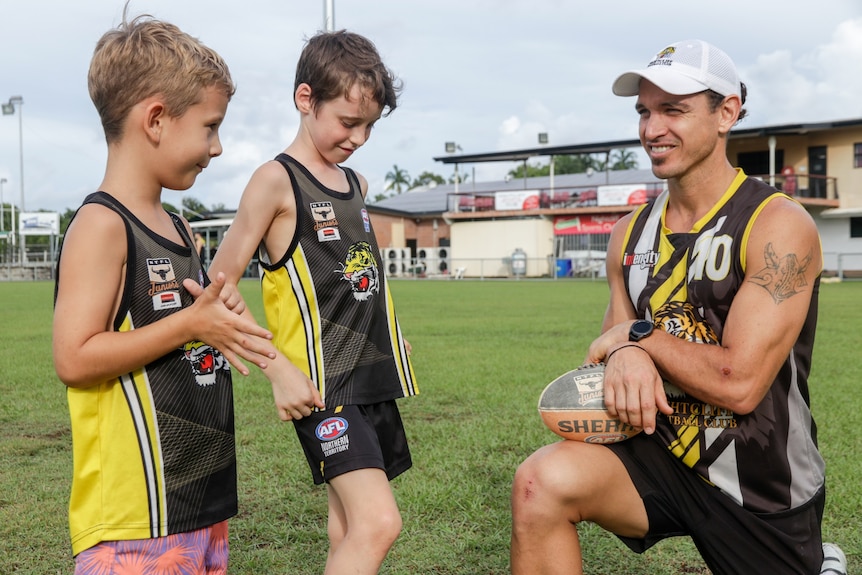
[3,96,23,262]
[0,177,5,233]
[445,141,462,194]
[539,132,554,194]
[323,0,335,31]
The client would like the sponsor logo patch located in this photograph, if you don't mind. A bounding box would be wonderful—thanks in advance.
[361,208,370,232]
[317,227,341,242]
[622,250,659,270]
[311,201,341,243]
[316,417,349,441]
[152,290,181,310]
[147,258,181,310]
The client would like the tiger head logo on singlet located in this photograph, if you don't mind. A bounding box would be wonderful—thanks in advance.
[182,340,229,386]
[337,241,380,302]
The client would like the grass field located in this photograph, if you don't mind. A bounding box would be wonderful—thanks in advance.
[0,279,859,574]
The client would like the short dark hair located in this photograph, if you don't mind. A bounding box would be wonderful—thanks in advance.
[705,82,748,122]
[294,30,401,116]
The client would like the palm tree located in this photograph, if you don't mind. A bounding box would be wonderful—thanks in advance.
[553,154,601,175]
[411,171,446,188]
[608,148,639,170]
[384,164,411,194]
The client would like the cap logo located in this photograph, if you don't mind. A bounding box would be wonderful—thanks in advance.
[649,46,676,68]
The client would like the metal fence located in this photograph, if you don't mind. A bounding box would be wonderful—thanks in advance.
[2,250,861,282]
[824,252,862,280]
[384,256,606,281]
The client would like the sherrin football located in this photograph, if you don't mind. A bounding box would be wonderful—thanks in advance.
[538,363,642,443]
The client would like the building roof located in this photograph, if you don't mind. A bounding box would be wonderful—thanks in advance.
[432,139,640,165]
[367,168,662,216]
[368,117,862,217]
[431,117,862,166]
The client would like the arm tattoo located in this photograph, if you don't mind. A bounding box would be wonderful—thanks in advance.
[749,242,812,304]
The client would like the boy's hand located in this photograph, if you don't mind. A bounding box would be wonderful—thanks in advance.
[218,281,247,315]
[183,273,276,376]
[267,354,326,421]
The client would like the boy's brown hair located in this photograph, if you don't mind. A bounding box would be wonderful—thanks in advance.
[88,9,235,143]
[294,29,400,116]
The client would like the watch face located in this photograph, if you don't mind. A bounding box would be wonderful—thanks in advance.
[630,320,654,341]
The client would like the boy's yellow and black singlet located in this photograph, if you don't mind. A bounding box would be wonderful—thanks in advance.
[259,154,418,407]
[57,192,237,555]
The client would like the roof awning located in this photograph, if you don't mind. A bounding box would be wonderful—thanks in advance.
[819,207,862,219]
[433,138,641,164]
[434,118,862,165]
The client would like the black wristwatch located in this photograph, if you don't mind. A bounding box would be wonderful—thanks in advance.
[629,319,654,342]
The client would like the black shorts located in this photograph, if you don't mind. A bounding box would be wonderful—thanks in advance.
[607,434,825,575]
[293,400,412,485]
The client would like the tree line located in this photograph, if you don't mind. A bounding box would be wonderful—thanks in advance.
[5,147,639,240]
[378,149,639,202]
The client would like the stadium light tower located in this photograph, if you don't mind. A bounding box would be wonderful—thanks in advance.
[2,96,23,257]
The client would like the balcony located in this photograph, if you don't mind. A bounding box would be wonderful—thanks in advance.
[749,173,839,206]
[445,174,838,220]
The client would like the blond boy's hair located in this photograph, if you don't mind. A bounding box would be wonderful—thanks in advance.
[89,11,235,143]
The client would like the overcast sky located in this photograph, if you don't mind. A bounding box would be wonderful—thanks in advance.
[2,0,862,215]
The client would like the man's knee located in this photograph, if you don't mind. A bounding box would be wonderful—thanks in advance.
[512,446,575,524]
[513,443,623,525]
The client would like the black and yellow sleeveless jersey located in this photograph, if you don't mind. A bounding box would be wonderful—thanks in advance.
[621,169,824,513]
[259,154,417,407]
[56,192,237,555]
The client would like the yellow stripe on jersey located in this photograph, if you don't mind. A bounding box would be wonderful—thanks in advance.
[649,233,690,312]
[67,312,168,555]
[261,244,326,395]
[645,170,750,314]
[384,282,419,396]
[668,424,701,467]
[689,169,747,233]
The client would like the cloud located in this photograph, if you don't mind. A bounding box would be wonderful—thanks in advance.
[2,1,862,213]
[743,18,862,125]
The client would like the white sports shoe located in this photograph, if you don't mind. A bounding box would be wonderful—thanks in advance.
[821,542,847,575]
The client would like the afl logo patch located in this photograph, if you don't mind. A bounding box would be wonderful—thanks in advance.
[316,417,348,441]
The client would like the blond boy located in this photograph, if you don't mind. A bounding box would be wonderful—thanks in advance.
[53,11,274,573]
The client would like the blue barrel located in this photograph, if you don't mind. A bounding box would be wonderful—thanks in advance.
[555,259,572,278]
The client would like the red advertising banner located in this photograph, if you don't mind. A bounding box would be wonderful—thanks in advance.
[553,214,624,235]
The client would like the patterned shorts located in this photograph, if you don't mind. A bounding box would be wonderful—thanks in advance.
[74,520,229,575]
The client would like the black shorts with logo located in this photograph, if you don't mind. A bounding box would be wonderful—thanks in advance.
[608,434,825,575]
[293,400,412,485]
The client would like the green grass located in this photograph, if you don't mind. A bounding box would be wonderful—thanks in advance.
[0,279,859,574]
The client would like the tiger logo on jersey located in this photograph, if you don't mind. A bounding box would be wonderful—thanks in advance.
[654,301,719,345]
[337,241,379,302]
[182,340,229,386]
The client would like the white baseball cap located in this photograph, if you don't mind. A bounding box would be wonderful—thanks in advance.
[612,39,740,98]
